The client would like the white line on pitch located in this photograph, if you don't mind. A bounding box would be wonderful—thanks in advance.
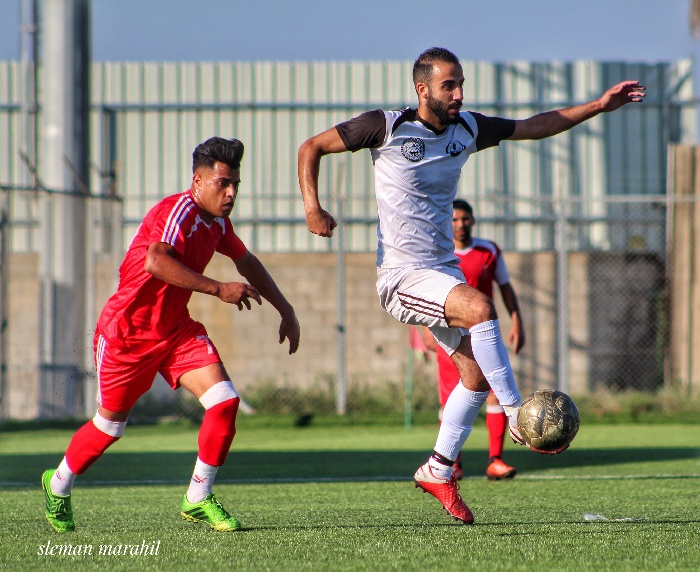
[2,473,699,487]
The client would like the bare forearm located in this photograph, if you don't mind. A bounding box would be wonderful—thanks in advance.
[235,253,293,316]
[298,140,325,214]
[513,101,602,140]
[298,128,347,236]
[510,80,644,141]
[145,250,220,296]
[500,283,522,324]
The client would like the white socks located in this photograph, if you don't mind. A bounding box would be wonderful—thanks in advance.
[50,458,77,496]
[469,320,521,410]
[186,457,219,503]
[432,384,490,476]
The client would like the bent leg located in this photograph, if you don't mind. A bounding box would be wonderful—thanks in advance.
[433,384,489,464]
[180,364,240,503]
[445,285,521,413]
[52,408,128,497]
[430,338,488,474]
[65,409,128,474]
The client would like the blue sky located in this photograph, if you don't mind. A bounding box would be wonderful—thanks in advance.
[0,0,697,64]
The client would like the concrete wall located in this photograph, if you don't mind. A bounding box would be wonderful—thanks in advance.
[4,249,667,419]
[6,253,41,418]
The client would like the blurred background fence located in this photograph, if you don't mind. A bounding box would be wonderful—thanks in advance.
[1,56,699,420]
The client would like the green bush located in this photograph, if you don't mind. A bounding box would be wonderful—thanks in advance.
[51,378,700,428]
[243,371,440,417]
[573,386,700,424]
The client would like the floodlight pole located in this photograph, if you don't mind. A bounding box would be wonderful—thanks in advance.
[38,0,91,418]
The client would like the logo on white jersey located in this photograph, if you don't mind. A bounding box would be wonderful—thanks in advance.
[401,137,425,162]
[446,140,467,157]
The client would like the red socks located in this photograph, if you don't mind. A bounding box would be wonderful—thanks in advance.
[197,398,239,466]
[65,420,121,474]
[486,410,507,459]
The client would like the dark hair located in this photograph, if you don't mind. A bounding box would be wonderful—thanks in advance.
[192,137,244,172]
[413,47,460,85]
[453,199,473,215]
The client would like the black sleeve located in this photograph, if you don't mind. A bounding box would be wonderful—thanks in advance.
[335,110,386,152]
[471,112,516,151]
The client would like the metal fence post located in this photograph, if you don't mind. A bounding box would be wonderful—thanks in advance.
[0,189,8,420]
[555,192,570,394]
[334,163,347,415]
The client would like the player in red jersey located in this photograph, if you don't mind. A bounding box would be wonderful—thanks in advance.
[423,199,524,481]
[42,137,300,533]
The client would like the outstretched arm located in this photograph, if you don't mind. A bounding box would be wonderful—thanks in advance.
[298,127,348,237]
[508,80,646,141]
[234,251,300,354]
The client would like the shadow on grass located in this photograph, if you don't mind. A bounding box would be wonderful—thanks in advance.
[1,447,698,486]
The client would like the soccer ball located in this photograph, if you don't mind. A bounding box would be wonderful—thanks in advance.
[516,390,580,453]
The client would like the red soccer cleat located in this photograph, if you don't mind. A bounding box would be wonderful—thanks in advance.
[486,457,517,480]
[413,462,474,524]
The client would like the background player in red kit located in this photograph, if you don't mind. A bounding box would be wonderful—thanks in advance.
[42,137,300,533]
[423,199,525,481]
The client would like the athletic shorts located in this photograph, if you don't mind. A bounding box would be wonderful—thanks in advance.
[376,264,468,355]
[94,318,222,412]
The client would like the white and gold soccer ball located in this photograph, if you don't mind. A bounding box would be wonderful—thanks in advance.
[516,390,580,454]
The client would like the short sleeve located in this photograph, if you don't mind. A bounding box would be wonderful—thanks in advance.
[335,110,386,152]
[471,112,516,151]
[494,250,511,285]
[148,198,197,256]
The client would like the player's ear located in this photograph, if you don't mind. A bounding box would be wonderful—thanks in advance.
[415,81,429,102]
[191,171,202,189]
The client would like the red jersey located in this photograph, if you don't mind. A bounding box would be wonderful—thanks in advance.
[454,237,509,299]
[97,191,247,347]
[436,237,510,404]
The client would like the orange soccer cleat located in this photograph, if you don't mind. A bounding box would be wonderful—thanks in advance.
[486,457,517,480]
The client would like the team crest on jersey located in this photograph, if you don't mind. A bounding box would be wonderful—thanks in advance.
[446,140,467,157]
[401,137,425,162]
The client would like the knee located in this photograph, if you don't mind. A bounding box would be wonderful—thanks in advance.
[474,294,498,323]
[216,397,240,423]
[204,397,239,426]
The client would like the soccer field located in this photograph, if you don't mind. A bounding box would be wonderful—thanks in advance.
[0,421,698,571]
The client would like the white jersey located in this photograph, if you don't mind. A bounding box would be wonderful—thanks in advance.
[336,108,514,269]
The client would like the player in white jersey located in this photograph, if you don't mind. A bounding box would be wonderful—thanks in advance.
[298,47,645,524]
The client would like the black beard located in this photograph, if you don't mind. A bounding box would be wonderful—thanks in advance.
[427,94,459,125]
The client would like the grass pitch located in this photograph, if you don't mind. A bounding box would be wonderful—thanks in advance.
[0,420,698,571]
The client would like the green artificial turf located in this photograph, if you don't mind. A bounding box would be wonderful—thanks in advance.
[0,422,698,571]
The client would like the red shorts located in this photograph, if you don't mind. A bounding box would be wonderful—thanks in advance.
[437,346,461,406]
[436,344,493,406]
[94,318,222,412]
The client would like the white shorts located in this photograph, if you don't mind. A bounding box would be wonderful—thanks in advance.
[376,264,468,355]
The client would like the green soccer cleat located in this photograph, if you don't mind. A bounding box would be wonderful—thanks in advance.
[180,493,242,532]
[41,469,75,533]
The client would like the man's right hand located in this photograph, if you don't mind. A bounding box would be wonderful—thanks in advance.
[305,207,337,238]
[216,282,262,310]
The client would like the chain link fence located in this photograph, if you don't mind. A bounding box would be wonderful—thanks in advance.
[1,186,693,420]
[0,58,697,419]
